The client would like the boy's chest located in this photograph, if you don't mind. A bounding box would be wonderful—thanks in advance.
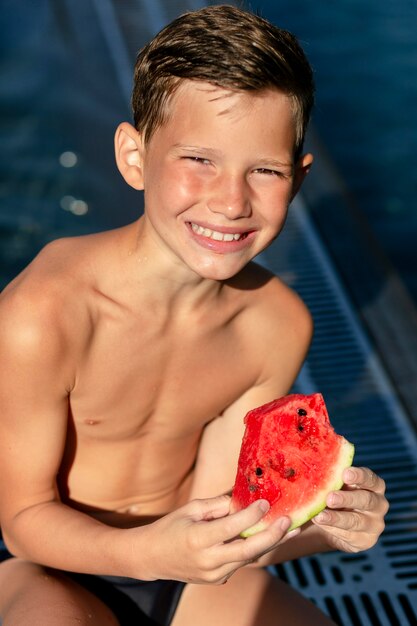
[69,313,258,439]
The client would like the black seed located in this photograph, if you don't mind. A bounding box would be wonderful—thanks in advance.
[249,484,259,492]
[297,424,304,432]
[285,468,296,478]
[255,467,263,476]
[297,408,307,416]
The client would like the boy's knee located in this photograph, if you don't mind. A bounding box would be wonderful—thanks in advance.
[0,559,118,626]
[0,558,47,589]
[0,559,52,611]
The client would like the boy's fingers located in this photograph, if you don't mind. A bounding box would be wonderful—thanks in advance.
[314,509,364,531]
[222,516,293,564]
[203,499,271,543]
[327,488,378,512]
[189,495,232,522]
[314,507,385,536]
[343,467,386,494]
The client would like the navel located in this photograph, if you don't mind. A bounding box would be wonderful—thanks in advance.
[126,504,141,514]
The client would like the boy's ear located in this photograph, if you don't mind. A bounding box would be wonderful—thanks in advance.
[291,152,314,201]
[114,122,145,190]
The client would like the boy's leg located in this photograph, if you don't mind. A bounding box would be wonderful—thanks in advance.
[0,558,119,626]
[172,566,335,626]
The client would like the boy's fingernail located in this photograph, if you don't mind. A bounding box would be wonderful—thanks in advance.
[328,492,342,507]
[315,510,330,524]
[278,517,291,532]
[345,469,356,482]
[258,499,270,513]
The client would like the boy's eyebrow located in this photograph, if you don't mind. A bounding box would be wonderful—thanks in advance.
[256,158,294,171]
[173,144,294,170]
[172,144,220,157]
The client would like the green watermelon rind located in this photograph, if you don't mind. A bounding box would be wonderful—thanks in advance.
[240,438,355,538]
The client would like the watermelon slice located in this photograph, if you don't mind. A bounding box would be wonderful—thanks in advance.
[231,393,354,536]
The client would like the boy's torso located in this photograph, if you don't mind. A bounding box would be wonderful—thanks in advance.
[61,274,261,523]
[3,222,305,527]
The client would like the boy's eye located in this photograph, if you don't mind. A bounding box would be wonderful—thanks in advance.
[184,156,211,165]
[254,168,285,177]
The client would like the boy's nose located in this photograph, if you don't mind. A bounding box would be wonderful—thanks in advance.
[207,173,251,219]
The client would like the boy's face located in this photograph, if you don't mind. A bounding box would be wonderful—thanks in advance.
[133,80,312,280]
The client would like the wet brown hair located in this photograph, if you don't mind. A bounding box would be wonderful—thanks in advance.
[132,4,314,159]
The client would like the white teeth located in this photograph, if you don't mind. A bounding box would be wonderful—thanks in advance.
[191,222,242,242]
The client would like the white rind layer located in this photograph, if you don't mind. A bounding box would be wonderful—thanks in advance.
[241,438,355,537]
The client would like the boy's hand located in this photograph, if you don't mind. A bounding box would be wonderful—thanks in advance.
[135,495,295,584]
[311,466,388,553]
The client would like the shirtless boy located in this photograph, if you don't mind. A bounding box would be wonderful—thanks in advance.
[0,5,388,626]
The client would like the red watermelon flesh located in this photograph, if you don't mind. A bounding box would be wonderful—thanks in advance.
[231,393,354,536]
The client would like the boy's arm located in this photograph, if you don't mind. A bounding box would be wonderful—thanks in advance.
[0,291,124,573]
[190,282,388,564]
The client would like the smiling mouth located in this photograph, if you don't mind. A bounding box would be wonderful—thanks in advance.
[190,222,247,242]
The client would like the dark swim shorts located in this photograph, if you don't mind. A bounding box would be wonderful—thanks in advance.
[0,540,185,626]
[68,573,185,625]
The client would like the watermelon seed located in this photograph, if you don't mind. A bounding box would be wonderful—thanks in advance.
[297,424,305,432]
[285,467,296,478]
[255,467,263,476]
[249,484,259,492]
[297,408,307,416]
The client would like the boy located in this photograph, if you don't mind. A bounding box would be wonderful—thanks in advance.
[0,5,387,626]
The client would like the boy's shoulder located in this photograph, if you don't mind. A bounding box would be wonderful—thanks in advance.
[0,229,121,358]
[1,226,126,303]
[229,261,313,387]
[2,232,100,305]
[230,261,311,330]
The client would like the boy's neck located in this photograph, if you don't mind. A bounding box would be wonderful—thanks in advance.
[119,217,227,314]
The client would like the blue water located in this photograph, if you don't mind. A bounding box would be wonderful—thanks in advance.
[253,0,417,302]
